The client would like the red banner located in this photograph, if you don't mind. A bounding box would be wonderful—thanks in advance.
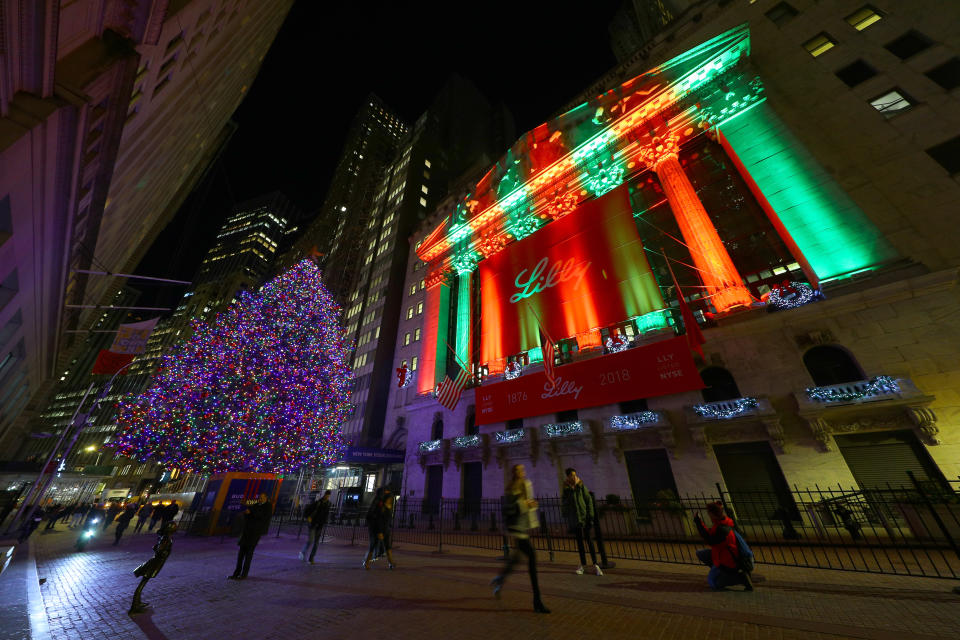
[478,184,663,363]
[475,336,703,425]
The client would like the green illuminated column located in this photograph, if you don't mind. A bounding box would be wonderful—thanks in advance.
[718,102,898,282]
[454,271,472,368]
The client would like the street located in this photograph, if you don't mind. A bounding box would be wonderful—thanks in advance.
[8,522,958,640]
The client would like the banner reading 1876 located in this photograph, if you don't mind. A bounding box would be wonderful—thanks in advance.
[475,336,704,426]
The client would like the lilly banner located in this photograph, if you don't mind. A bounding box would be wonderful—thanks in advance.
[475,336,703,425]
[478,184,663,363]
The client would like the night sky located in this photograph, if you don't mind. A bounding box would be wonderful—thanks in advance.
[134,1,622,308]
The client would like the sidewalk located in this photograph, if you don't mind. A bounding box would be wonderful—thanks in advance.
[20,525,960,640]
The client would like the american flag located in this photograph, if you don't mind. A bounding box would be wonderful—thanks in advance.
[541,332,557,387]
[436,361,471,410]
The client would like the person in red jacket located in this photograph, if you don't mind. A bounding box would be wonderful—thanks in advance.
[693,501,752,591]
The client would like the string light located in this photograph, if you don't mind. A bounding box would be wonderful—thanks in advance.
[452,435,481,449]
[605,335,630,353]
[543,421,584,437]
[610,411,662,430]
[495,428,525,443]
[767,281,819,310]
[505,361,523,380]
[692,397,758,420]
[418,439,442,453]
[109,260,353,474]
[805,376,899,403]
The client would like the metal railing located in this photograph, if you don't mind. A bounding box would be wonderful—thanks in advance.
[305,480,960,580]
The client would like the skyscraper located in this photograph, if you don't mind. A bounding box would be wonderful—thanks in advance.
[0,0,296,455]
[340,75,514,465]
[286,95,408,303]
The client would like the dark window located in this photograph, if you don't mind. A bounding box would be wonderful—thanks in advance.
[926,135,960,174]
[765,2,798,26]
[0,196,11,248]
[465,405,477,436]
[803,345,864,386]
[618,398,649,414]
[0,269,19,312]
[556,409,578,423]
[835,59,877,87]
[714,441,798,523]
[869,88,915,118]
[506,418,523,429]
[884,31,932,60]
[430,413,443,440]
[700,367,741,402]
[925,57,960,90]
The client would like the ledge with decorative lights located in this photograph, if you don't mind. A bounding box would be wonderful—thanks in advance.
[451,434,482,449]
[494,428,525,444]
[417,439,443,454]
[686,396,777,424]
[542,421,585,438]
[805,376,900,404]
[608,411,667,430]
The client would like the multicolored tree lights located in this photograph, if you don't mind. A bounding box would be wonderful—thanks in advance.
[110,260,353,474]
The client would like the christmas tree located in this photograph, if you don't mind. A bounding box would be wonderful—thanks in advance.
[110,260,353,474]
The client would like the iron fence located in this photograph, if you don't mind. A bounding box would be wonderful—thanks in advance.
[169,480,960,580]
[312,480,960,580]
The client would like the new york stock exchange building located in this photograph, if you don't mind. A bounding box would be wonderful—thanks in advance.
[380,23,960,524]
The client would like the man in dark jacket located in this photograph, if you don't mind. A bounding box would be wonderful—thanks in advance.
[299,490,332,564]
[113,504,137,545]
[133,502,153,533]
[102,502,122,531]
[229,493,272,580]
[562,468,602,576]
[694,501,752,591]
[160,501,179,529]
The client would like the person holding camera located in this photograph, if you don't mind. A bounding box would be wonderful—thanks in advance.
[562,468,603,576]
[229,493,273,580]
[693,501,752,591]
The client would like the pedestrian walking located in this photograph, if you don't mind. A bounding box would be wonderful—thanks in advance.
[490,464,550,614]
[229,493,272,580]
[113,504,138,545]
[16,506,45,544]
[134,502,153,533]
[562,468,603,576]
[693,501,752,591]
[129,522,177,614]
[148,501,165,531]
[70,504,90,529]
[58,504,75,525]
[300,490,331,564]
[160,501,179,529]
[361,491,396,569]
[102,502,122,531]
[44,504,62,530]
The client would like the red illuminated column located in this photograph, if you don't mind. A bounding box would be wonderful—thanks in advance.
[645,139,752,311]
[417,269,453,395]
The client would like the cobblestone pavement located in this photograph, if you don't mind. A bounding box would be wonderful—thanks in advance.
[23,524,960,640]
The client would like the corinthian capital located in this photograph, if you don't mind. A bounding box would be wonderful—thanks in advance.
[425,268,454,289]
[636,135,681,171]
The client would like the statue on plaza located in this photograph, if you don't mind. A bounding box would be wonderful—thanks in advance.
[129,522,177,614]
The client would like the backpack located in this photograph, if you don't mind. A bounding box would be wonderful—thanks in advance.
[733,530,755,573]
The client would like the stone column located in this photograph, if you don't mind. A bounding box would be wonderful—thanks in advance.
[641,137,752,312]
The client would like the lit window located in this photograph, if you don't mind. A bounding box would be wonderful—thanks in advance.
[424,159,431,168]
[869,88,914,117]
[803,33,836,57]
[414,328,421,341]
[410,284,417,295]
[419,279,425,289]
[926,135,960,175]
[412,356,418,371]
[421,185,428,194]
[765,2,797,26]
[845,6,883,31]
[417,302,423,314]
[406,307,414,320]
[419,197,427,207]
[404,333,411,346]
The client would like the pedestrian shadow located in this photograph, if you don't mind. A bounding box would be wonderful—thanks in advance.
[255,576,529,613]
[597,579,706,593]
[129,611,172,640]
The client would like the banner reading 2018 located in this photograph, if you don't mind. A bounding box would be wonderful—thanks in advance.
[475,337,704,426]
[478,184,664,364]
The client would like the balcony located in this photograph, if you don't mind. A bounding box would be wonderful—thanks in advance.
[417,439,443,454]
[605,410,675,460]
[684,396,783,454]
[542,421,584,438]
[493,428,525,444]
[686,396,772,423]
[607,410,668,431]
[451,435,482,449]
[793,376,938,449]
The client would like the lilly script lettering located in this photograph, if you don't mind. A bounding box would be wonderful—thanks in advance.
[510,256,592,304]
[541,376,583,401]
